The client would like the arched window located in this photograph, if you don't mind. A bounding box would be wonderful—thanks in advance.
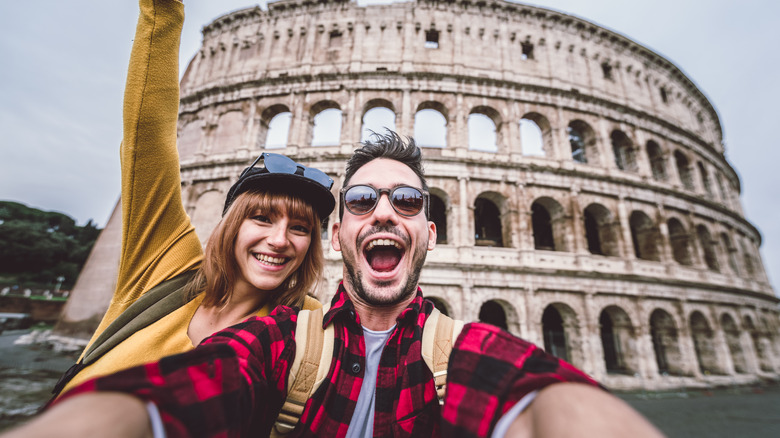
[720,233,739,275]
[311,107,342,146]
[698,162,712,196]
[674,151,694,190]
[600,306,636,374]
[668,218,693,265]
[320,217,329,241]
[265,112,292,149]
[690,311,720,374]
[519,118,544,156]
[646,140,667,181]
[414,107,447,148]
[721,314,747,373]
[430,194,448,244]
[532,202,554,250]
[696,225,719,272]
[212,110,244,154]
[611,130,637,172]
[361,105,396,142]
[468,112,498,152]
[583,204,621,257]
[474,198,503,247]
[428,297,451,316]
[542,306,569,361]
[568,122,588,163]
[740,240,755,276]
[629,211,661,261]
[479,300,508,330]
[650,309,684,376]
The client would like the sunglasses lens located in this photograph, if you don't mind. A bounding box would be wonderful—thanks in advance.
[303,168,334,189]
[344,185,378,214]
[262,153,298,174]
[392,187,424,216]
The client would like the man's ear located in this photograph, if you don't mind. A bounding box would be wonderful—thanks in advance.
[427,221,437,251]
[331,222,341,252]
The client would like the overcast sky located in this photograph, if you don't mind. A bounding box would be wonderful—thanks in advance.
[0,0,777,292]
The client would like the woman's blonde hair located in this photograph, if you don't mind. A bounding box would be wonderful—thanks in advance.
[186,189,324,309]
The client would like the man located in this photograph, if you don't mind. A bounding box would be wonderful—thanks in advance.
[4,133,663,438]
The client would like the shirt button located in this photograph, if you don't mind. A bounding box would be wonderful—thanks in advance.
[349,310,356,319]
[351,362,361,374]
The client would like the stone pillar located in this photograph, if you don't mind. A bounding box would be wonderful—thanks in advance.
[617,196,635,260]
[655,204,673,263]
[453,93,468,153]
[400,89,413,137]
[458,176,471,247]
[569,189,587,254]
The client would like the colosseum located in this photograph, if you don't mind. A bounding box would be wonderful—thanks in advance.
[55,0,779,390]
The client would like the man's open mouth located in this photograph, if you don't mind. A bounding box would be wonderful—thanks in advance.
[364,238,404,272]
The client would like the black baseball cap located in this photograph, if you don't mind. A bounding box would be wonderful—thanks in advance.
[223,153,335,219]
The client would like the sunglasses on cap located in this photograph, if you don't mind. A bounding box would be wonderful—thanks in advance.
[240,152,334,189]
[340,184,429,218]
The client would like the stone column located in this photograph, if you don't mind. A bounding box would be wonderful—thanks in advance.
[458,176,471,247]
[569,189,587,254]
[617,196,635,260]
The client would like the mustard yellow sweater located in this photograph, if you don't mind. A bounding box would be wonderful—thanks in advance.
[63,0,318,393]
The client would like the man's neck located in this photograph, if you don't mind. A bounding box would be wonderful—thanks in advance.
[347,293,414,331]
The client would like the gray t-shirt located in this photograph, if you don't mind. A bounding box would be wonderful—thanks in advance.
[345,325,395,438]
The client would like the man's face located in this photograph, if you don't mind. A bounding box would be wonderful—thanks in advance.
[332,158,436,307]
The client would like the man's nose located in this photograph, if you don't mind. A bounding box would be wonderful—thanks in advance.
[372,192,398,224]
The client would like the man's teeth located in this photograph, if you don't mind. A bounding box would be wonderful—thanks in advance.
[254,254,286,265]
[365,239,402,251]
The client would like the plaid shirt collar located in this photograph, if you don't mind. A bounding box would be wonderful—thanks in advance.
[322,282,426,329]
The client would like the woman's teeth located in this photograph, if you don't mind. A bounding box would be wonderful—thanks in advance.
[254,254,286,265]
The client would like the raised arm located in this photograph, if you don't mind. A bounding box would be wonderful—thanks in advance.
[92,0,202,337]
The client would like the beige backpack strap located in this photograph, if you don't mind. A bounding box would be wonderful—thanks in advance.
[422,308,465,404]
[272,304,334,436]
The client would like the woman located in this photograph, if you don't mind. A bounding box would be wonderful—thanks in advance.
[54,0,335,396]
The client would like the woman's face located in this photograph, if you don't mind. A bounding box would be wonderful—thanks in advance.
[232,208,312,295]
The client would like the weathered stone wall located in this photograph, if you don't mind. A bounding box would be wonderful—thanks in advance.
[57,0,779,390]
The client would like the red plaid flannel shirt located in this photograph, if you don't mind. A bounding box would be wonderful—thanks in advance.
[57,285,599,437]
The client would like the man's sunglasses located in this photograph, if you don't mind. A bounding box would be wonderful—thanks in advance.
[340,184,429,217]
[242,152,334,189]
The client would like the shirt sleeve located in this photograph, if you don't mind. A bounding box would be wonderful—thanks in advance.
[55,307,300,438]
[441,323,603,438]
[86,0,203,351]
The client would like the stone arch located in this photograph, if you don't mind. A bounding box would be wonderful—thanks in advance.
[720,232,739,275]
[583,203,621,257]
[646,140,667,181]
[698,162,713,196]
[414,101,448,148]
[310,101,342,146]
[478,300,508,330]
[674,150,694,190]
[361,99,396,142]
[696,224,720,272]
[474,194,504,247]
[519,112,552,157]
[191,190,225,246]
[427,296,453,317]
[212,109,245,155]
[178,118,204,160]
[261,104,292,149]
[649,308,686,376]
[667,217,693,265]
[567,120,597,164]
[720,313,747,373]
[744,315,774,372]
[542,303,582,366]
[468,106,501,152]
[629,210,661,261]
[531,197,569,252]
[610,130,638,172]
[690,310,723,374]
[429,188,449,245]
[599,305,639,374]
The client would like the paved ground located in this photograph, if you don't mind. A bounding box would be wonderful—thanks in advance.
[1,329,779,436]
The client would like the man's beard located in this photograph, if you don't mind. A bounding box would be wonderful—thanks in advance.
[341,229,428,307]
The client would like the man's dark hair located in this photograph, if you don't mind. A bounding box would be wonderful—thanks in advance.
[340,130,429,219]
